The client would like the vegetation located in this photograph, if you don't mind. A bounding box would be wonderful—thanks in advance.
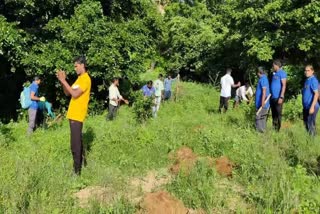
[1,0,320,121]
[1,83,320,213]
[1,1,320,212]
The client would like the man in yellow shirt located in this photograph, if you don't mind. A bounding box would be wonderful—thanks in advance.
[56,56,91,175]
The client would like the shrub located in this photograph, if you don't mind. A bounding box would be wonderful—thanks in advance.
[131,91,154,123]
[283,94,303,121]
[283,65,305,98]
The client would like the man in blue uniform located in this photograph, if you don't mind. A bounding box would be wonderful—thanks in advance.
[302,65,319,136]
[255,67,270,132]
[270,59,287,131]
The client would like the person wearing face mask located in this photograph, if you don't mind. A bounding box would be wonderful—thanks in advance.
[302,65,319,136]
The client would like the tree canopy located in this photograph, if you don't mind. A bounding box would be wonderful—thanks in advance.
[1,0,320,121]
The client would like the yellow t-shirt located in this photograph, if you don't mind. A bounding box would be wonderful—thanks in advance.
[66,72,91,122]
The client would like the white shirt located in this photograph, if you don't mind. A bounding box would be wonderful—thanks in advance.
[220,74,234,97]
[109,84,122,106]
[236,86,253,101]
[154,79,164,97]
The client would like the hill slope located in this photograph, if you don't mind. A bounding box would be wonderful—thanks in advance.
[0,82,319,213]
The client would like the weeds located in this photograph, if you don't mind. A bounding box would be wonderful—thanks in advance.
[0,82,319,212]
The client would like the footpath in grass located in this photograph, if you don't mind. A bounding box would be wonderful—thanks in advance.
[0,82,320,213]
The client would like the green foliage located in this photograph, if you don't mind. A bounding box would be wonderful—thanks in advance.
[0,15,26,69]
[163,1,228,78]
[2,0,320,121]
[284,65,305,98]
[167,160,218,212]
[19,0,163,110]
[131,91,153,123]
[283,94,303,121]
[0,122,15,146]
[0,82,320,212]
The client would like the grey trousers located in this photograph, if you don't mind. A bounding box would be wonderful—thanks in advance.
[27,108,37,134]
[107,104,118,120]
[256,108,269,133]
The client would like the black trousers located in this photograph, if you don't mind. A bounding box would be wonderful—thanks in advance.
[107,104,118,120]
[219,96,230,113]
[69,120,83,175]
[270,98,283,131]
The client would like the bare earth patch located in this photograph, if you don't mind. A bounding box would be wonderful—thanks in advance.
[138,191,188,214]
[74,186,115,208]
[282,121,293,129]
[169,146,198,175]
[169,147,234,177]
[192,125,205,133]
[129,169,172,204]
[214,179,255,213]
[214,156,234,177]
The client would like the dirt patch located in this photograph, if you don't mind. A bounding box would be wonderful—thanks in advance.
[131,170,172,193]
[138,191,188,214]
[129,169,172,204]
[192,125,205,133]
[74,186,115,208]
[282,121,293,129]
[214,156,234,177]
[169,148,235,177]
[214,179,255,213]
[169,147,198,175]
[174,84,184,102]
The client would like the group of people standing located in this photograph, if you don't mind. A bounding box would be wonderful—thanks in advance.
[25,56,318,176]
[220,59,319,136]
[141,74,179,117]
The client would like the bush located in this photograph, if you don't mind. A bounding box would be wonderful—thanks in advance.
[131,91,154,123]
[283,65,305,98]
[283,94,303,121]
[0,122,15,146]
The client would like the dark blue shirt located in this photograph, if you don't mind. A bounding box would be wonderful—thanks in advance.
[271,69,287,99]
[256,74,270,109]
[302,75,319,109]
[142,85,155,97]
[29,82,39,110]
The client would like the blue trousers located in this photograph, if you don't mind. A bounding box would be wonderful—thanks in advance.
[303,108,319,136]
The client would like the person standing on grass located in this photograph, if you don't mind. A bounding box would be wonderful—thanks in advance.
[56,56,91,175]
[153,74,164,117]
[107,77,128,121]
[27,76,45,135]
[255,67,270,133]
[142,80,155,97]
[270,59,287,131]
[164,74,180,100]
[234,81,253,108]
[302,65,319,136]
[219,68,240,113]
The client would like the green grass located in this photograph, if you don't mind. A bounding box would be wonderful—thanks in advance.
[0,82,320,213]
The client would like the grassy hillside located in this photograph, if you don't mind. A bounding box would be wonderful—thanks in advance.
[0,82,319,213]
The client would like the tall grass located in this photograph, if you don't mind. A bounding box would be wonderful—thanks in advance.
[0,82,319,213]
